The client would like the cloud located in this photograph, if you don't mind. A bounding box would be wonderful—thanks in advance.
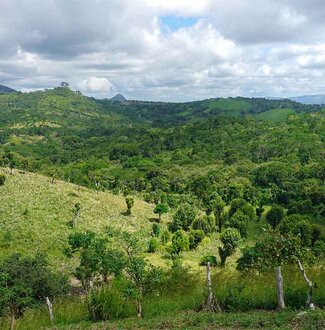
[1,0,325,100]
[79,77,114,93]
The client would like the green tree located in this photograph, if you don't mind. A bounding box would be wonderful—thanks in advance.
[0,254,69,329]
[227,211,249,238]
[170,230,190,255]
[189,229,205,250]
[125,197,134,216]
[266,205,284,229]
[192,215,216,234]
[153,203,168,222]
[169,203,196,232]
[218,228,241,267]
[0,174,6,186]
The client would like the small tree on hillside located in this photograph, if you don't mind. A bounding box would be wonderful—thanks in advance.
[0,174,6,186]
[2,151,16,174]
[153,203,168,222]
[0,253,69,329]
[125,197,134,216]
[218,228,241,267]
[237,231,315,310]
[169,203,196,232]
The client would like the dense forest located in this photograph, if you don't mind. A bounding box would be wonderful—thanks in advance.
[0,86,324,329]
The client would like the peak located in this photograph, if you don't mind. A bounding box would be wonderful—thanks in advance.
[0,84,16,93]
[110,93,127,102]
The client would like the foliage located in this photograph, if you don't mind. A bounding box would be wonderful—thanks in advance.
[0,174,5,186]
[170,230,190,255]
[218,228,241,267]
[266,205,285,229]
[199,255,217,267]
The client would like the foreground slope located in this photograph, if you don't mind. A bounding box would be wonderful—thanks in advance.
[0,168,154,268]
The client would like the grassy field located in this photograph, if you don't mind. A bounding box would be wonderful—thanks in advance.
[255,108,296,122]
[0,168,155,269]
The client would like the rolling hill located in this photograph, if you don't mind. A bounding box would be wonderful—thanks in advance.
[0,84,16,93]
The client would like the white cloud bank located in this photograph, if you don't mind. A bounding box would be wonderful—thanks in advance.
[0,0,325,100]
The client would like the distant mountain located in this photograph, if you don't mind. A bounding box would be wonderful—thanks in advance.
[0,84,16,93]
[289,95,325,105]
[109,93,127,102]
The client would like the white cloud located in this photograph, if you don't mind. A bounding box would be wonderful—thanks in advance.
[79,77,114,93]
[1,0,325,100]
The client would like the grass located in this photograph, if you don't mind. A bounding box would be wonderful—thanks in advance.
[256,108,296,122]
[12,309,325,329]
[0,168,154,269]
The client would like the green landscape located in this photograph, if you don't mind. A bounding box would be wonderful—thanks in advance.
[0,86,324,329]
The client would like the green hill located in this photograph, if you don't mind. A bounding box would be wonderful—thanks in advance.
[0,168,154,268]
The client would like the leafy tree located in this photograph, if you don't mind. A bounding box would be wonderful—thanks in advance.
[125,197,134,216]
[237,231,315,310]
[160,230,171,245]
[189,229,205,250]
[151,223,161,237]
[279,215,312,247]
[0,254,69,328]
[266,205,284,229]
[218,228,241,267]
[227,211,249,238]
[200,255,217,267]
[170,230,190,256]
[2,151,16,174]
[169,203,196,232]
[153,203,168,222]
[148,238,159,253]
[192,215,216,234]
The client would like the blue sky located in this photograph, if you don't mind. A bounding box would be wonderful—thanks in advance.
[160,16,199,31]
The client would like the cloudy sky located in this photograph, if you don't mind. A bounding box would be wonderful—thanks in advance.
[1,0,325,101]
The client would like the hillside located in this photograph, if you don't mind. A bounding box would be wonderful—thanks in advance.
[0,168,154,269]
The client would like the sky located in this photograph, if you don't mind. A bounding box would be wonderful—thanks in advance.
[1,0,325,101]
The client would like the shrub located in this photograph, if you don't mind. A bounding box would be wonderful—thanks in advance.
[192,215,216,234]
[148,238,159,253]
[0,174,5,186]
[189,229,205,250]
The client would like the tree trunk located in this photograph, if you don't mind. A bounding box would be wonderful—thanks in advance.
[159,213,161,223]
[275,266,285,310]
[10,314,15,330]
[45,296,54,323]
[136,298,142,319]
[204,262,221,312]
[297,259,315,310]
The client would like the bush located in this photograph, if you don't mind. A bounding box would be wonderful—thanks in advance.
[89,285,133,321]
[152,223,161,237]
[170,230,189,255]
[161,230,171,245]
[192,216,216,234]
[0,174,5,186]
[148,238,159,253]
[189,229,205,250]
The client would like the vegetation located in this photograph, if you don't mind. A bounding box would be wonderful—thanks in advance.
[0,88,324,328]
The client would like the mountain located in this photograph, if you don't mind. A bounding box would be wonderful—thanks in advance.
[109,93,127,102]
[0,84,16,93]
[289,94,325,105]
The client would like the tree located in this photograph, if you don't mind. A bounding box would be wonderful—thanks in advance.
[60,82,70,88]
[189,229,205,250]
[153,204,168,222]
[266,205,284,229]
[192,216,216,234]
[2,151,16,174]
[237,231,315,310]
[125,197,134,216]
[0,254,69,329]
[218,228,241,267]
[147,238,159,253]
[169,203,196,232]
[170,230,190,256]
[227,211,249,238]
[0,174,6,186]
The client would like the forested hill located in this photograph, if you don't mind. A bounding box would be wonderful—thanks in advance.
[0,87,324,221]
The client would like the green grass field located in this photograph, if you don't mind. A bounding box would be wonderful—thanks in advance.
[255,108,297,122]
